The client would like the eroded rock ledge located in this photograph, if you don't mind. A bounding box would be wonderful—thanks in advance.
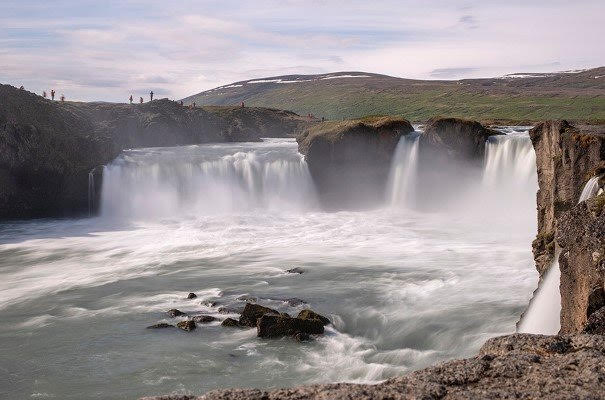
[142,334,605,400]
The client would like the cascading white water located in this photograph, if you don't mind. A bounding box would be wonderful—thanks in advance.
[483,132,537,188]
[100,139,318,218]
[517,250,562,334]
[386,133,420,207]
[88,170,95,216]
[578,175,603,202]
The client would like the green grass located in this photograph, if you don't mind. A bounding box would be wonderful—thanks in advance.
[190,85,605,124]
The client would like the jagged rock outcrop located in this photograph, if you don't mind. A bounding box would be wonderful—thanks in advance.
[141,333,605,400]
[529,121,605,275]
[0,84,309,219]
[297,116,414,208]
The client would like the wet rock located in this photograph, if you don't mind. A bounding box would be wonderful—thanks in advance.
[297,309,330,325]
[146,323,174,329]
[285,267,305,274]
[186,292,197,299]
[221,318,241,328]
[177,320,196,332]
[257,314,324,338]
[293,332,312,342]
[270,297,307,307]
[201,301,218,308]
[167,309,187,318]
[239,303,279,327]
[191,315,217,323]
[584,307,605,334]
[218,305,245,315]
[236,295,258,303]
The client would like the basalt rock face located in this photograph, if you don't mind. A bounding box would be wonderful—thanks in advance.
[297,116,414,209]
[529,120,605,276]
[141,334,605,400]
[0,84,309,219]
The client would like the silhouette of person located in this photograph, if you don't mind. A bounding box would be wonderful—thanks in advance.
[60,94,65,102]
[140,96,143,104]
[43,91,47,98]
[150,91,154,101]
[129,95,133,104]
[51,90,55,100]
[180,100,183,106]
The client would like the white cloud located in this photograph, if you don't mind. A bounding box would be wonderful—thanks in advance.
[0,0,603,101]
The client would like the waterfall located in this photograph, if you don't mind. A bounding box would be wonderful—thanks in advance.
[100,140,318,218]
[578,175,603,203]
[517,249,562,334]
[88,170,95,217]
[483,132,536,188]
[386,133,420,207]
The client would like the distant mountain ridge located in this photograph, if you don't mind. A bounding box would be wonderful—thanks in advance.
[183,68,605,123]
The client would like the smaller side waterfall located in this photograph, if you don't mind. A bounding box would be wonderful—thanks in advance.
[517,249,562,334]
[386,133,420,207]
[578,175,603,203]
[88,170,95,217]
[482,133,536,187]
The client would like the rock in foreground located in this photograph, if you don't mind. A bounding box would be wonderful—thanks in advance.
[141,333,605,400]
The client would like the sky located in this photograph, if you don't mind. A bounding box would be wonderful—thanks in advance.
[1,0,604,102]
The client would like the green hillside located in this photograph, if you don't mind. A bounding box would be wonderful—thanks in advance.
[183,69,605,124]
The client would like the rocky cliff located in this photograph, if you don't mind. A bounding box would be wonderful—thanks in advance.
[297,116,414,208]
[0,84,309,219]
[529,121,605,276]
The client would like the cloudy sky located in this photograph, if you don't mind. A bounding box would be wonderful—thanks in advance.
[1,0,604,101]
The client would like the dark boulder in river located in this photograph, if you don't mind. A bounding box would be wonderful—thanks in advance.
[190,315,217,323]
[296,309,330,325]
[186,293,197,299]
[239,303,279,327]
[167,309,187,318]
[257,314,324,338]
[297,116,414,209]
[176,320,196,332]
[221,318,241,328]
[0,84,311,220]
[146,323,174,329]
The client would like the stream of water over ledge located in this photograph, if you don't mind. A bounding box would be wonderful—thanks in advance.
[0,136,539,399]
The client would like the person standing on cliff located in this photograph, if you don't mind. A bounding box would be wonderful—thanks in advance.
[129,95,133,104]
[60,94,65,102]
[139,96,143,104]
[43,91,47,98]
[51,89,55,100]
[150,91,154,101]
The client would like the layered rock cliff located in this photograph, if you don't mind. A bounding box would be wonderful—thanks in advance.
[297,116,414,208]
[529,121,605,276]
[0,84,309,219]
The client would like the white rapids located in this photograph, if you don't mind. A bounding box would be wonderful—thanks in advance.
[0,134,541,400]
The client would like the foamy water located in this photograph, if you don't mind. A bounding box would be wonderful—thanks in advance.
[0,137,538,399]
